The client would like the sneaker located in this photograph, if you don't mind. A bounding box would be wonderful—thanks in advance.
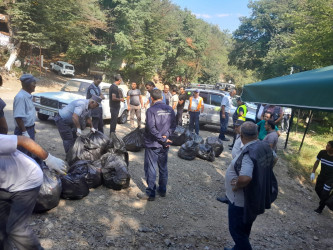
[137,192,155,201]
[314,207,323,214]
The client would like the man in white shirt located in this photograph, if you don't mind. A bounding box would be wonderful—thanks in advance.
[0,134,67,249]
[219,89,236,141]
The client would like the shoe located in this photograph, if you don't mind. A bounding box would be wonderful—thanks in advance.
[221,138,230,142]
[137,192,155,201]
[157,190,166,197]
[217,196,229,204]
[314,207,323,214]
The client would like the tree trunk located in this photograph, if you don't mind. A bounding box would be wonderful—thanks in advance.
[4,42,21,71]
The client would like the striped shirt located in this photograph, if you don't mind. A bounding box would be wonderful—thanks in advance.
[317,150,333,179]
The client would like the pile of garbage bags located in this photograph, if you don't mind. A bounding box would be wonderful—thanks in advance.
[34,132,131,212]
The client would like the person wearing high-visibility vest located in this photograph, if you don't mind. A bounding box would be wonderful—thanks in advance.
[229,97,247,148]
[188,89,204,135]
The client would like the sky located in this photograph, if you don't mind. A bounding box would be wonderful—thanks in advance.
[170,0,251,33]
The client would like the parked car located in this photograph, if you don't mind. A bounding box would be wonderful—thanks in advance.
[50,61,75,77]
[32,78,129,124]
[183,88,256,127]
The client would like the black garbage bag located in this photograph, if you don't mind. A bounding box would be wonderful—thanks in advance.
[101,153,131,190]
[197,144,215,162]
[61,173,89,200]
[34,168,62,213]
[122,128,145,152]
[169,126,186,146]
[69,160,102,189]
[206,137,224,157]
[185,130,204,144]
[88,131,110,153]
[66,136,102,165]
[178,140,199,160]
[105,133,129,166]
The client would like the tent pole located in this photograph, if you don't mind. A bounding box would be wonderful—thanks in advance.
[299,110,313,152]
[284,109,294,149]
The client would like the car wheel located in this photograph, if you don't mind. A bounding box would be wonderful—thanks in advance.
[117,110,128,124]
[57,70,62,75]
[37,112,49,121]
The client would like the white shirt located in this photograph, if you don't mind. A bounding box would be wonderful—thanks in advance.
[170,94,179,110]
[221,93,232,113]
[0,135,43,192]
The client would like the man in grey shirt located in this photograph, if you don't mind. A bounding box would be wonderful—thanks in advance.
[224,122,256,250]
[263,119,279,152]
[127,82,143,128]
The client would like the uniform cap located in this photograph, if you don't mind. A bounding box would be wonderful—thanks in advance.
[194,89,200,93]
[20,74,39,84]
[91,95,102,104]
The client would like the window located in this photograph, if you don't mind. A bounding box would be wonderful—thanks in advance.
[211,94,223,106]
[199,92,209,104]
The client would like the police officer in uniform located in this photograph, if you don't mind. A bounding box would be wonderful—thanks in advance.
[55,96,102,153]
[230,97,247,148]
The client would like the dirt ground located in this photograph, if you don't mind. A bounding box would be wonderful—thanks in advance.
[1,71,332,250]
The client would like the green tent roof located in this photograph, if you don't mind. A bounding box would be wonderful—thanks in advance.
[241,65,333,111]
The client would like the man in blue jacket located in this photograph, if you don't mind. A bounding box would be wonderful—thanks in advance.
[138,89,176,201]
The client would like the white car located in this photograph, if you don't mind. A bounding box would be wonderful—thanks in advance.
[32,78,129,124]
[50,61,75,77]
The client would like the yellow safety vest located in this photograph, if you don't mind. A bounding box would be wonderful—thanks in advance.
[237,104,247,121]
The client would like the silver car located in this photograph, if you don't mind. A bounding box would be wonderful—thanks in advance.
[183,88,256,127]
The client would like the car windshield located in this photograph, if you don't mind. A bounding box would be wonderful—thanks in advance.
[61,80,90,94]
[65,65,74,70]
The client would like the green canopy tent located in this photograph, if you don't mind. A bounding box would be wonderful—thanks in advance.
[241,65,333,151]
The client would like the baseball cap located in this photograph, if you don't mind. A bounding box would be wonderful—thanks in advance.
[20,74,39,84]
[194,89,200,93]
[91,95,102,104]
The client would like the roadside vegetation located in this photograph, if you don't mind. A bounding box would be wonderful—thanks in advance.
[281,111,332,180]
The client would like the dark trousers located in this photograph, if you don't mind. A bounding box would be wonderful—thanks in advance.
[281,114,290,132]
[110,106,120,133]
[54,115,77,154]
[219,112,229,140]
[189,111,200,135]
[144,147,169,197]
[14,125,35,156]
[176,108,184,126]
[92,107,104,133]
[315,175,333,210]
[228,203,253,250]
[0,187,44,250]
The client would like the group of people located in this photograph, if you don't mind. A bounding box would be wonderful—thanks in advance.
[0,74,332,250]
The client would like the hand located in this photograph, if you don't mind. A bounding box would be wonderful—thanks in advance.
[44,153,68,175]
[76,128,82,137]
[222,114,226,119]
[22,131,30,138]
[310,173,315,181]
[128,106,131,111]
[120,98,124,102]
[91,127,96,133]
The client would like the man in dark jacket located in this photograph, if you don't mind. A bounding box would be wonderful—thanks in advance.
[138,89,176,201]
[86,75,105,133]
[109,74,124,133]
[224,122,277,250]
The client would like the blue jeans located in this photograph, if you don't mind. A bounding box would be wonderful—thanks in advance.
[189,111,200,135]
[219,112,229,140]
[228,203,253,250]
[144,147,169,197]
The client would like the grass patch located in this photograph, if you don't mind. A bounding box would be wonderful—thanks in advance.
[281,118,331,180]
